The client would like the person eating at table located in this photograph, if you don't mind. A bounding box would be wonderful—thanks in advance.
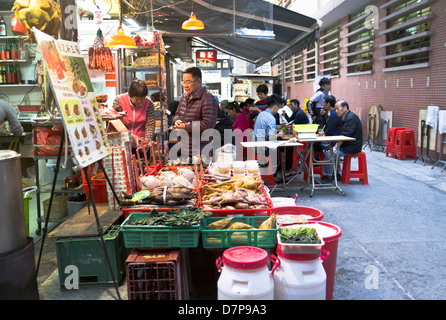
[254,94,294,181]
[322,99,363,181]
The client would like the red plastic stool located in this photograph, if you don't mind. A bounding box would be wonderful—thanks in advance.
[304,151,325,180]
[341,152,368,185]
[385,127,405,158]
[395,130,417,160]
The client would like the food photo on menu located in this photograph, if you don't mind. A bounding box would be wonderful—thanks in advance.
[65,56,94,98]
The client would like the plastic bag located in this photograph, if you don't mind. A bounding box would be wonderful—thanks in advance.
[32,125,71,156]
[214,143,236,162]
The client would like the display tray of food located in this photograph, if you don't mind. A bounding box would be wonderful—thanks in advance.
[277,224,324,255]
[120,166,201,217]
[201,214,277,249]
[120,207,211,248]
[199,175,273,216]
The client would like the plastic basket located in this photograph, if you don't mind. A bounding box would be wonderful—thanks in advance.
[120,212,201,248]
[277,224,324,255]
[83,183,108,203]
[201,216,278,249]
[55,225,126,286]
[293,124,319,132]
[126,249,184,300]
[81,167,106,184]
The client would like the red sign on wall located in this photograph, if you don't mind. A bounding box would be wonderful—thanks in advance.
[196,50,217,68]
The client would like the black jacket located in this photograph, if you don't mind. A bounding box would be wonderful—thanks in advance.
[285,108,309,125]
[339,110,363,154]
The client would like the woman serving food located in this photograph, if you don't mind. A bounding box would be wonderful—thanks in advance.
[112,79,155,150]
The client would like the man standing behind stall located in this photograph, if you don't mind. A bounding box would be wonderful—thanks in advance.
[172,67,218,160]
[0,100,24,138]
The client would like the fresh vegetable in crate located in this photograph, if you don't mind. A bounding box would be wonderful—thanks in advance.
[88,28,115,72]
[279,226,321,244]
[127,207,212,227]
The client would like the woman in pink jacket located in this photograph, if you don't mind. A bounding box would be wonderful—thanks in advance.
[227,101,249,143]
[113,79,155,150]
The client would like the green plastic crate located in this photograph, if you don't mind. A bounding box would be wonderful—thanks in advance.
[55,225,126,287]
[120,212,201,248]
[201,216,278,249]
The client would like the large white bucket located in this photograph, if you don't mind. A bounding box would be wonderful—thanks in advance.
[272,246,328,300]
[216,246,277,300]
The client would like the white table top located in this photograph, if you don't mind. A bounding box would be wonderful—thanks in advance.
[297,135,356,143]
[241,140,303,149]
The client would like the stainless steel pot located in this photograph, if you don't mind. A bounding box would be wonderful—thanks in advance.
[0,150,27,257]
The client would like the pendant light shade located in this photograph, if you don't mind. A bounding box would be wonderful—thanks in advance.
[182,12,204,30]
[105,26,137,48]
[104,0,137,48]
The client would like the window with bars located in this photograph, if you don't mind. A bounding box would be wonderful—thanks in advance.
[293,52,304,83]
[304,43,317,81]
[379,0,432,72]
[284,57,293,82]
[319,25,340,77]
[343,9,375,76]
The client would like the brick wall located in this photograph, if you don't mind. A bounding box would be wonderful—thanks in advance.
[275,0,446,157]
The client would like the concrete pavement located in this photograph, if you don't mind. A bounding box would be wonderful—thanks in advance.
[34,147,446,300]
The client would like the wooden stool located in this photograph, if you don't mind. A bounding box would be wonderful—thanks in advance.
[341,152,368,185]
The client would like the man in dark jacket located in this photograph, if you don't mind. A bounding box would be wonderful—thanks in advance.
[283,99,309,125]
[172,67,218,160]
[322,100,362,178]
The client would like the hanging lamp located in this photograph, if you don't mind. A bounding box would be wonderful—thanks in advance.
[105,0,136,48]
[182,1,204,30]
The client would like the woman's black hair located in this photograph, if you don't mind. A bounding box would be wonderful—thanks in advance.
[226,101,241,113]
[129,79,148,98]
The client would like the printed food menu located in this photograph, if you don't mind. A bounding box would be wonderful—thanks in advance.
[35,29,111,168]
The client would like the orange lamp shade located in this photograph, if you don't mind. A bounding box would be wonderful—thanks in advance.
[105,27,137,48]
[182,13,204,30]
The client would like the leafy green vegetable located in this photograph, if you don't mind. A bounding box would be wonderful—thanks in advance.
[128,207,213,227]
[279,227,321,244]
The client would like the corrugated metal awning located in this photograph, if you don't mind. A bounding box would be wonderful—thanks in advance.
[128,0,320,66]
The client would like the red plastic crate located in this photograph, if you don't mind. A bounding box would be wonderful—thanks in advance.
[125,249,185,300]
[83,183,108,203]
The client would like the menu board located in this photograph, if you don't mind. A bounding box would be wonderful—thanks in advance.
[34,29,111,168]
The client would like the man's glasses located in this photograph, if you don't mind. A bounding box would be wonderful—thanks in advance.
[181,79,198,86]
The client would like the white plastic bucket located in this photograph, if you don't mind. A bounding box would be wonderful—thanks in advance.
[216,246,277,300]
[271,246,329,300]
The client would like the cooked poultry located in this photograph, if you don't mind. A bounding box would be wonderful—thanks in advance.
[12,0,62,39]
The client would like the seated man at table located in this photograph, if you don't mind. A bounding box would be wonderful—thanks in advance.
[322,100,363,180]
[254,94,294,181]
[282,99,309,125]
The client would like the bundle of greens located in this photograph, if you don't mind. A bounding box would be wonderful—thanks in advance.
[279,227,321,244]
[127,207,213,227]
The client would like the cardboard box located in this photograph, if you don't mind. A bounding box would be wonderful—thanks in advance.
[104,130,136,210]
